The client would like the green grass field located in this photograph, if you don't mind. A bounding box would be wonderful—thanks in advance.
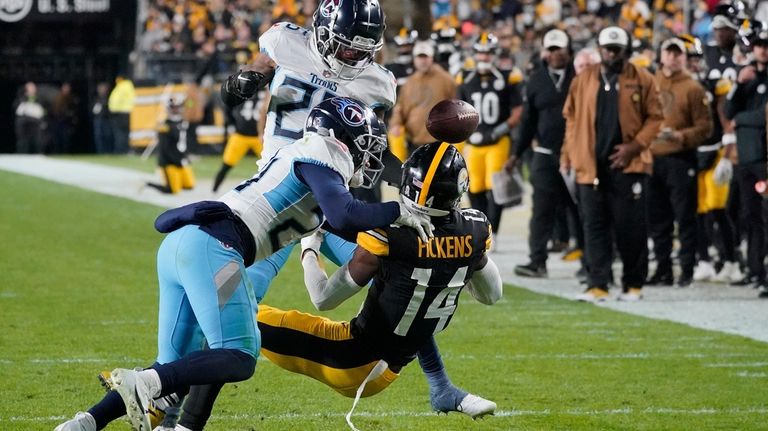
[63,153,261,180]
[2,164,768,431]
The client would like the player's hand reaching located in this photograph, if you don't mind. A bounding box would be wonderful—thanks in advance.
[301,230,324,260]
[395,203,434,242]
[221,55,276,107]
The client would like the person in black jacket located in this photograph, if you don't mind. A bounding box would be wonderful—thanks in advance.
[724,22,768,296]
[508,29,584,279]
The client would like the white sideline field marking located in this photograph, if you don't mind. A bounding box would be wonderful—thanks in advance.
[735,371,768,378]
[9,407,768,423]
[706,362,768,368]
[2,351,766,366]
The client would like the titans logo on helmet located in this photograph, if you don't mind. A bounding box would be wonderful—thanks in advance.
[319,0,341,17]
[331,98,365,126]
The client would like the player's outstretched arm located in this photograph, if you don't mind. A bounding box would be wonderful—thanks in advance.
[301,235,378,311]
[220,55,277,107]
[465,255,503,305]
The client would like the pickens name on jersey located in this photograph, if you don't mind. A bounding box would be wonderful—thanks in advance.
[259,22,397,161]
[417,235,474,259]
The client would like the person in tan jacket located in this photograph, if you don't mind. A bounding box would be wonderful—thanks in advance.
[388,40,457,157]
[561,26,663,302]
[646,37,713,288]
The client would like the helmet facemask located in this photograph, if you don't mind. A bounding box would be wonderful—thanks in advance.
[349,130,386,188]
[313,24,382,80]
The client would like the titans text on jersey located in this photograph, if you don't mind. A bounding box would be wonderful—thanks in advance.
[258,22,397,161]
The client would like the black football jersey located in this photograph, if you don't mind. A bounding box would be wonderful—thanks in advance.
[384,61,414,89]
[703,44,738,92]
[702,44,738,146]
[226,96,262,137]
[157,119,189,167]
[350,208,492,367]
[457,67,523,144]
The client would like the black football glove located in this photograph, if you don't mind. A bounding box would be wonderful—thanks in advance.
[221,70,265,107]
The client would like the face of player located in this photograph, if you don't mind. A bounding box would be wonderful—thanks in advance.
[714,28,736,49]
[661,47,686,73]
[546,46,570,69]
[475,52,493,73]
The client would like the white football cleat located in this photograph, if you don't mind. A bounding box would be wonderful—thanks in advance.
[108,368,153,431]
[713,261,743,283]
[693,261,716,282]
[54,412,96,431]
[456,393,497,419]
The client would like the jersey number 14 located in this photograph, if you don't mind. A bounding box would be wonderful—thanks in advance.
[393,266,468,336]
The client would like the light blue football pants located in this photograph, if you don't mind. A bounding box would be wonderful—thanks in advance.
[156,225,260,364]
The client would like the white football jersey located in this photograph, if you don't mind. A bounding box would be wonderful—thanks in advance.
[258,22,397,165]
[219,133,355,260]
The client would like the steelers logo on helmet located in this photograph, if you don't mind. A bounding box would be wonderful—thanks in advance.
[400,142,469,217]
[457,167,469,195]
[331,97,366,126]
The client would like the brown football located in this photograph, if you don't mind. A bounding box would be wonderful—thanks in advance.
[426,99,480,144]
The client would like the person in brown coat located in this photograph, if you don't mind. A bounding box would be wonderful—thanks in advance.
[561,26,663,302]
[646,37,713,288]
[388,40,457,156]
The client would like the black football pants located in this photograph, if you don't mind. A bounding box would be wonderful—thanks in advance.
[734,162,767,280]
[578,170,648,289]
[528,152,583,266]
[648,156,698,276]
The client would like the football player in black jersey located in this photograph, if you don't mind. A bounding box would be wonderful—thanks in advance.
[676,33,742,284]
[383,28,418,164]
[257,142,502,422]
[457,32,523,244]
[146,97,195,194]
[385,27,417,92]
[706,1,749,268]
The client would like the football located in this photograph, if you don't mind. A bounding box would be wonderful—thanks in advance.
[426,99,480,144]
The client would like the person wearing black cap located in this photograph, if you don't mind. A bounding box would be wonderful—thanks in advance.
[509,29,584,279]
[645,37,713,287]
[561,26,663,302]
[725,20,768,296]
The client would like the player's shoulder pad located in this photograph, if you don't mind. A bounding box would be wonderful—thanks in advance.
[296,134,355,183]
[158,124,170,133]
[714,77,733,96]
[507,67,524,85]
[259,22,310,61]
[357,228,389,256]
[458,69,476,85]
[373,63,398,108]
[455,71,464,85]
[459,208,492,250]
[460,207,489,222]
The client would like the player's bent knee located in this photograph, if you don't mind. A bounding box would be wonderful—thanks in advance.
[225,348,257,381]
